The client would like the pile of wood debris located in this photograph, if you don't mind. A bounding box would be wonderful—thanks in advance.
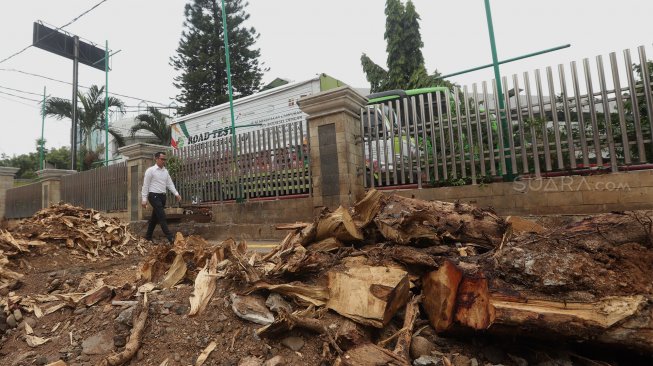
[1,193,652,365]
[0,203,145,293]
[136,189,653,366]
[5,203,144,256]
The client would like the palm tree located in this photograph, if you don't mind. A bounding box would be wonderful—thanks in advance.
[130,107,172,145]
[44,85,126,151]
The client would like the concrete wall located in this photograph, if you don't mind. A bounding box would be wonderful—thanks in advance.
[0,167,19,220]
[394,170,653,215]
[198,197,316,240]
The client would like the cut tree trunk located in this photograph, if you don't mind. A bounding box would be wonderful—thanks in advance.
[374,194,507,247]
[488,293,653,352]
[326,265,410,328]
[422,260,463,332]
[493,210,653,297]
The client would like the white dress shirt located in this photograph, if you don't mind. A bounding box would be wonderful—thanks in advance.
[141,165,179,204]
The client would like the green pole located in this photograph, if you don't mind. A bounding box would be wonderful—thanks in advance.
[484,0,513,180]
[436,44,571,79]
[220,0,241,202]
[105,40,109,167]
[40,86,46,170]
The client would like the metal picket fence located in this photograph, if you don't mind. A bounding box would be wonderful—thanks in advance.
[171,120,311,203]
[361,44,653,188]
[5,181,42,219]
[60,162,128,211]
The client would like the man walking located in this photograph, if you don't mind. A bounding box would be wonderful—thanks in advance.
[141,152,182,244]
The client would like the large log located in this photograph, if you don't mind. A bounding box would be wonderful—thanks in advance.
[450,280,653,352]
[327,265,410,328]
[488,293,653,351]
[374,194,507,247]
[409,210,653,352]
[422,260,463,332]
[492,210,653,297]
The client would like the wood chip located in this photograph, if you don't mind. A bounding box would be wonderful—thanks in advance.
[195,341,217,366]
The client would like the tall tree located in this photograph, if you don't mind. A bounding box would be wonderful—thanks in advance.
[131,107,172,146]
[44,85,126,152]
[361,0,452,93]
[171,0,264,115]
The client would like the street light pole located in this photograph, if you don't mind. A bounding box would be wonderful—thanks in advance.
[483,0,513,179]
[105,40,109,166]
[40,86,46,170]
[71,35,79,171]
[220,0,242,202]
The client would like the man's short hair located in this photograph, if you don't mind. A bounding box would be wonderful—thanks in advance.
[154,151,166,159]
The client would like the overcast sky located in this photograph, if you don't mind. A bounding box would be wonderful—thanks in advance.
[1,0,652,157]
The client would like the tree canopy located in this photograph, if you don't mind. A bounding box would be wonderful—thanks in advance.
[171,0,265,115]
[44,85,126,160]
[0,144,72,179]
[131,107,172,146]
[361,0,453,93]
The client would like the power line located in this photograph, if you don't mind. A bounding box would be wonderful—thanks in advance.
[0,68,171,106]
[123,105,179,109]
[0,85,43,97]
[0,94,39,109]
[0,0,109,66]
[0,90,41,103]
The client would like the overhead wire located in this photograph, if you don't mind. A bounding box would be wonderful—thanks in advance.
[0,94,39,109]
[0,68,172,106]
[0,0,109,66]
[0,85,43,97]
[0,90,41,103]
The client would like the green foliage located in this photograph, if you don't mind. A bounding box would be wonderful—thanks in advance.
[165,152,182,179]
[361,0,454,93]
[361,54,389,92]
[131,107,172,145]
[171,0,265,115]
[44,85,126,169]
[0,146,72,179]
[46,146,72,170]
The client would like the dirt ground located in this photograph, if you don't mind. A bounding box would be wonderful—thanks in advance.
[0,240,329,366]
[1,238,650,366]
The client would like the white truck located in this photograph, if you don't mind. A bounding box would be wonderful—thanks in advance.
[170,74,346,149]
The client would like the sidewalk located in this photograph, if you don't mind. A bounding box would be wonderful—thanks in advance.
[208,239,278,253]
[247,240,278,252]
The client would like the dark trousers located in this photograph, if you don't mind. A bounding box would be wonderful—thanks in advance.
[145,192,173,243]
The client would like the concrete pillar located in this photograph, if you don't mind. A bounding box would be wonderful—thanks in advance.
[0,167,20,220]
[298,86,367,209]
[119,143,168,221]
[36,169,77,208]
